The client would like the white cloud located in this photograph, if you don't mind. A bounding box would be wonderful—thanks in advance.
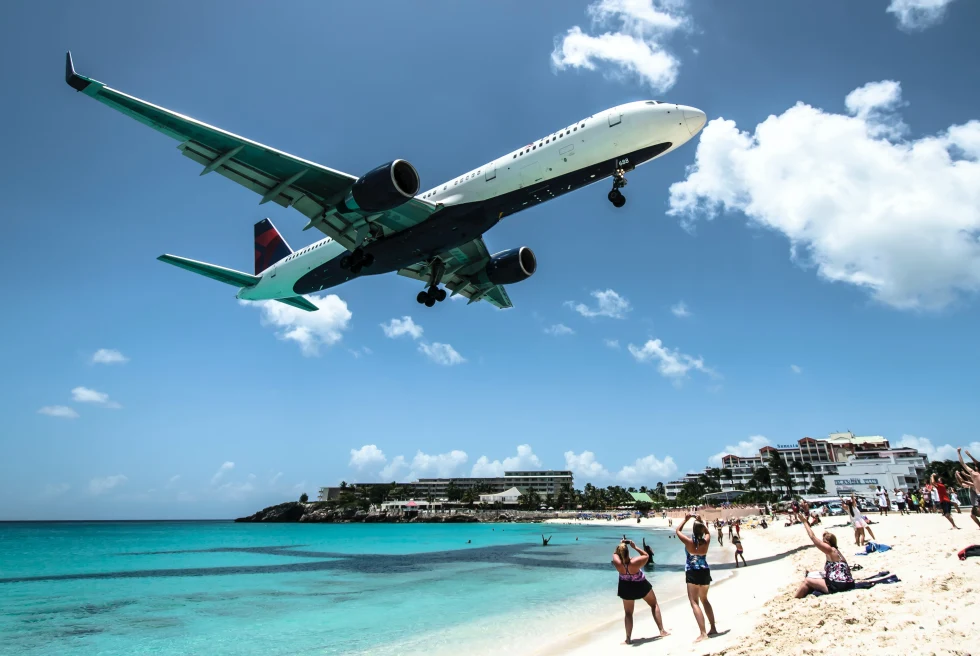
[418,342,466,366]
[471,445,543,477]
[896,434,980,462]
[89,474,127,496]
[91,348,129,365]
[270,472,283,486]
[628,338,717,380]
[70,386,121,409]
[790,364,802,374]
[379,455,407,481]
[381,316,424,340]
[617,454,677,483]
[242,294,351,356]
[708,435,770,467]
[211,461,235,485]
[374,449,470,481]
[604,338,621,349]
[671,301,691,318]
[566,289,632,319]
[544,323,575,336]
[42,483,70,498]
[667,81,980,312]
[350,445,387,470]
[552,0,690,92]
[887,0,957,31]
[38,405,79,419]
[564,450,611,480]
[217,479,256,500]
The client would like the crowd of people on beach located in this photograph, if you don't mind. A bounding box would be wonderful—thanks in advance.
[608,446,980,646]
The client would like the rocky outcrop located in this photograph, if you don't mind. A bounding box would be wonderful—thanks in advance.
[235,502,307,523]
[235,503,552,523]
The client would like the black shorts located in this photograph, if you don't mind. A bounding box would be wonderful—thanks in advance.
[897,502,906,511]
[618,578,652,600]
[826,579,855,594]
[686,569,712,586]
[941,501,952,515]
[972,504,980,518]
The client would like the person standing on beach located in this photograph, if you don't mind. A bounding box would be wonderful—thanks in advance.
[675,513,718,643]
[612,539,669,645]
[732,535,746,567]
[876,486,889,516]
[895,489,907,515]
[716,520,724,547]
[931,474,960,529]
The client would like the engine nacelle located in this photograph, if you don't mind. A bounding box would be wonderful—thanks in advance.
[486,247,537,285]
[344,160,420,213]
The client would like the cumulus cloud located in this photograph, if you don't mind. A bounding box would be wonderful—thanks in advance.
[350,445,387,470]
[671,301,691,318]
[89,474,127,496]
[379,456,407,481]
[365,449,471,481]
[71,386,121,409]
[544,323,575,336]
[471,445,543,477]
[552,0,690,92]
[616,454,677,483]
[91,348,129,364]
[211,461,235,485]
[242,294,351,356]
[708,435,771,467]
[418,342,466,366]
[38,405,79,419]
[628,338,717,380]
[566,289,632,319]
[564,450,611,480]
[790,364,802,374]
[896,434,980,462]
[668,81,980,311]
[381,316,424,340]
[887,0,957,31]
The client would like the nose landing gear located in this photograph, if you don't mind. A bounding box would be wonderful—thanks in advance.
[339,248,375,275]
[416,258,448,307]
[608,168,627,208]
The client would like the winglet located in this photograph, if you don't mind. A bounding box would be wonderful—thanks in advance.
[65,51,93,92]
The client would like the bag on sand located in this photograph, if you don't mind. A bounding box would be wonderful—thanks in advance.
[957,545,980,560]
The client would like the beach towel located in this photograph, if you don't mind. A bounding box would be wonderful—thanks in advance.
[957,545,980,560]
[811,571,899,596]
[855,541,892,555]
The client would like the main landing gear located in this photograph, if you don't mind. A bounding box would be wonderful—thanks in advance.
[416,258,447,307]
[340,248,374,275]
[608,168,627,208]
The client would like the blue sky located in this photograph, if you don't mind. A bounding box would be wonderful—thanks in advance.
[2,0,979,519]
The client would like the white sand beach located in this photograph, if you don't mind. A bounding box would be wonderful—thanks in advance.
[536,513,978,655]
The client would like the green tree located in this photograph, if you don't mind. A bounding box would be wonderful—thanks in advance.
[518,488,542,510]
[299,493,309,503]
[720,468,734,489]
[445,481,462,502]
[807,474,827,495]
[655,482,666,498]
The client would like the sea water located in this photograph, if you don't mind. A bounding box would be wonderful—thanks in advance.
[0,521,686,655]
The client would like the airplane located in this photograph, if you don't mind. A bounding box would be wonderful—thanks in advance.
[65,52,706,311]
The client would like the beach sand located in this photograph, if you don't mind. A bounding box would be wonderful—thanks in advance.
[536,513,978,655]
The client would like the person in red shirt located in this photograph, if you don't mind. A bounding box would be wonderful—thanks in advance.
[932,473,960,529]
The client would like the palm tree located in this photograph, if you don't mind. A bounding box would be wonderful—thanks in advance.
[754,467,773,495]
[720,467,734,490]
[655,482,666,498]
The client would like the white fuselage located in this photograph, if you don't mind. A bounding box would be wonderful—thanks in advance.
[238,100,705,302]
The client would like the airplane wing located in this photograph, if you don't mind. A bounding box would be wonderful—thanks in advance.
[65,52,438,252]
[397,237,514,309]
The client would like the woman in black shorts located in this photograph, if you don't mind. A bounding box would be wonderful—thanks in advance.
[612,539,669,644]
[675,513,718,642]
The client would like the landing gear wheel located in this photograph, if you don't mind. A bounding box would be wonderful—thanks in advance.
[417,291,429,305]
[362,253,375,268]
[424,296,436,307]
[436,288,447,302]
[608,189,626,207]
[340,256,352,269]
[350,263,363,275]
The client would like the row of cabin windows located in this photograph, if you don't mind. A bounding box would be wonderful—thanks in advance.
[418,119,589,198]
[512,121,586,158]
[284,241,327,261]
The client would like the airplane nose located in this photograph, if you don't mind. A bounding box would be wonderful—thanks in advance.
[681,107,706,135]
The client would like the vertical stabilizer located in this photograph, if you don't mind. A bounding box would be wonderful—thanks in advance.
[254,218,292,274]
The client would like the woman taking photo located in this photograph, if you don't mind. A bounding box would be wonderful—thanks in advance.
[675,513,718,643]
[612,538,669,644]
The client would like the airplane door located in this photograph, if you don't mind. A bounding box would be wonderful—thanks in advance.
[520,162,543,188]
[484,163,496,181]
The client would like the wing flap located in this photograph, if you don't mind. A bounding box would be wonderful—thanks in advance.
[275,296,319,312]
[396,236,514,309]
[157,254,260,288]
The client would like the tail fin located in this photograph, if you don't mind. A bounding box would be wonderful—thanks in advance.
[254,218,292,274]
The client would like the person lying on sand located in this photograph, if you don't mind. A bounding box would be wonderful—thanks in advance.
[612,539,669,645]
[794,506,854,598]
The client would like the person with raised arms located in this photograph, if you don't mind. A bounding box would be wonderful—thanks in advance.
[611,538,669,645]
[675,513,719,643]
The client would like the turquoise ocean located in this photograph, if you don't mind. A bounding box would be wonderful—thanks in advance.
[0,521,689,655]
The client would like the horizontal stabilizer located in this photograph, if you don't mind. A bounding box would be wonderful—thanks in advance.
[275,296,319,312]
[157,254,260,288]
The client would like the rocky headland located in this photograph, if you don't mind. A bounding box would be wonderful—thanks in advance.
[235,501,553,523]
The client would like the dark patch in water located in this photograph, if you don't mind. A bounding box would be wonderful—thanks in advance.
[54,625,104,638]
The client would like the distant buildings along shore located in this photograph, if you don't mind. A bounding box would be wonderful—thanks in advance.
[319,470,574,503]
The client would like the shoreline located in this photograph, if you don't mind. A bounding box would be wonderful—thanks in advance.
[528,514,977,655]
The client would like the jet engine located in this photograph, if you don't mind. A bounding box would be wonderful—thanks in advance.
[486,247,537,285]
[343,160,420,213]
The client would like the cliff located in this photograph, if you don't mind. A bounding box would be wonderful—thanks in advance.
[234,502,542,523]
